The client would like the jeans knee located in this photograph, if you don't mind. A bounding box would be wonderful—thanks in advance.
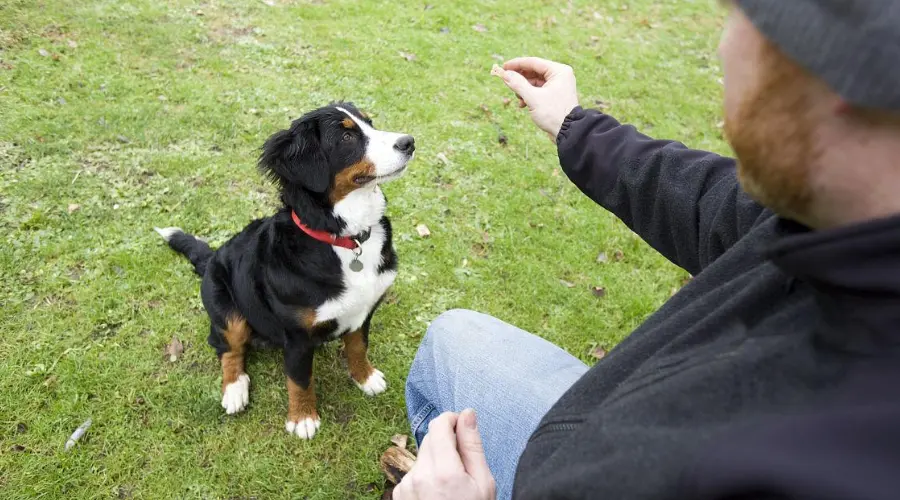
[425,308,481,346]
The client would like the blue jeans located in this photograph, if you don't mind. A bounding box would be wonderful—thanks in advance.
[405,309,589,500]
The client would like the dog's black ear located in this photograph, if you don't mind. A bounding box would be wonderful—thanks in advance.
[258,119,330,193]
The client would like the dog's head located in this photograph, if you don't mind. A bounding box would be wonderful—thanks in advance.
[259,103,414,205]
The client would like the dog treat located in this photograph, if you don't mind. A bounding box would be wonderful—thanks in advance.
[490,64,505,78]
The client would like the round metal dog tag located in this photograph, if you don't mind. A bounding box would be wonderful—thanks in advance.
[349,259,364,272]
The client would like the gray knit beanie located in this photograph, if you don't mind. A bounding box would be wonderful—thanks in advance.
[735,0,900,112]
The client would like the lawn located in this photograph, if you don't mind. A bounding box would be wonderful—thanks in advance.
[0,0,726,497]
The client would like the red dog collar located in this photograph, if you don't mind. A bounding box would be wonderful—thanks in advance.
[291,211,360,250]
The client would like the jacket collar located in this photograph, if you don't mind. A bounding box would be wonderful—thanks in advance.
[767,214,900,347]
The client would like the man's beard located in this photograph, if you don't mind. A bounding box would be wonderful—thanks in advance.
[724,43,821,224]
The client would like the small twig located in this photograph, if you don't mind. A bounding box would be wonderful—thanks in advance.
[71,171,81,185]
[65,418,92,451]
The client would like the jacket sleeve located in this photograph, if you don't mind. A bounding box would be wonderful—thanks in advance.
[557,107,771,275]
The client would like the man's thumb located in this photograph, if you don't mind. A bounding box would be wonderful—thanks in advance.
[456,409,493,486]
[500,70,535,101]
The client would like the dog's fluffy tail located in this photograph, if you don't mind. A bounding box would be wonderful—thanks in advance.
[154,227,214,277]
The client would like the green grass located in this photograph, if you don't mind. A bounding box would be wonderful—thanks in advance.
[0,0,726,497]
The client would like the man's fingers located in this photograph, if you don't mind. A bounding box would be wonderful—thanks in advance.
[455,409,494,490]
[503,57,556,77]
[421,412,465,471]
[501,70,538,103]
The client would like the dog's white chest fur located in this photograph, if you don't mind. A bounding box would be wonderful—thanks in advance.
[313,220,396,335]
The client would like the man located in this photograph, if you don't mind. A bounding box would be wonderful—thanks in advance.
[394,1,900,499]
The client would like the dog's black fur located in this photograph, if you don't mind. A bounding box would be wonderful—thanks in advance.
[157,103,412,437]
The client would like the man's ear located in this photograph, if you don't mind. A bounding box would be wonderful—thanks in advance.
[258,119,330,193]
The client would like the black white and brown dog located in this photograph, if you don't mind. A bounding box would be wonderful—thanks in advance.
[154,103,414,439]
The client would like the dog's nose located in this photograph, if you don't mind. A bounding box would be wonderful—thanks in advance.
[394,135,415,154]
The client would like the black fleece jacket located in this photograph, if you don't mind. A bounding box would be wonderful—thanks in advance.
[513,108,900,500]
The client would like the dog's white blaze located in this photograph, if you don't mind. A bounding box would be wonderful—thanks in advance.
[314,221,397,333]
[336,107,409,177]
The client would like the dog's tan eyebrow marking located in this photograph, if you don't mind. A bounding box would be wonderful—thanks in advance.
[341,118,356,129]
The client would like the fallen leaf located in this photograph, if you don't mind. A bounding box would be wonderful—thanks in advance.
[589,346,607,360]
[398,51,417,62]
[67,203,80,214]
[716,120,725,129]
[590,35,600,42]
[116,135,131,144]
[164,337,184,362]
[479,103,492,118]
[596,251,608,264]
[415,224,431,238]
[248,108,259,115]
[424,4,434,10]
[613,250,625,261]
[560,279,576,288]
[502,97,512,106]
[591,286,607,298]
[16,423,27,433]
[472,24,488,32]
[391,434,408,448]
[436,152,450,165]
[38,48,50,57]
[551,169,560,177]
[195,9,204,15]
[439,27,450,34]
[67,40,78,48]
[12,445,25,452]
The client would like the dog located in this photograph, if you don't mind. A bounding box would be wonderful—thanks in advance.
[154,103,414,439]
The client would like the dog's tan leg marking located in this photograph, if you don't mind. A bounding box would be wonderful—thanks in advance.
[344,330,386,396]
[221,315,251,415]
[285,377,320,439]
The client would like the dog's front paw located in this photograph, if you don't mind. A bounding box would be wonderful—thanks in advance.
[222,373,250,415]
[355,369,387,397]
[286,414,321,440]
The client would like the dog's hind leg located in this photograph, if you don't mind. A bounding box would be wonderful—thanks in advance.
[203,268,252,415]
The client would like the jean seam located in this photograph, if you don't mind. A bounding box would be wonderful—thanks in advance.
[410,402,437,439]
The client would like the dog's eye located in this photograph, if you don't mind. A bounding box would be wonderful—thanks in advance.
[342,132,353,142]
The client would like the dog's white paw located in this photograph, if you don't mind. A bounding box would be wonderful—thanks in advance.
[286,416,321,440]
[355,369,387,397]
[221,373,250,415]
